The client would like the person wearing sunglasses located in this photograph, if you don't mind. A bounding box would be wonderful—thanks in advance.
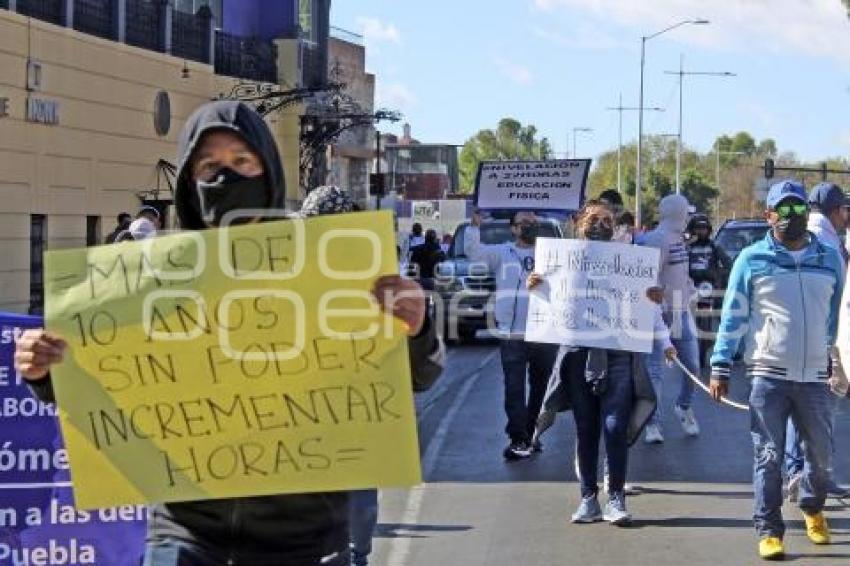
[709,180,845,560]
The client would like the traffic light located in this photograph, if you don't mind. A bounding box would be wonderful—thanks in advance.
[764,158,774,179]
[369,173,385,196]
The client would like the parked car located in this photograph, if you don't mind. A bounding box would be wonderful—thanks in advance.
[714,218,770,264]
[434,215,564,342]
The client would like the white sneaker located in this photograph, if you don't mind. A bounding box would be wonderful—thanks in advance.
[644,424,664,444]
[674,405,700,437]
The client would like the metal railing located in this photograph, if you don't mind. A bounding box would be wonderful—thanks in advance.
[171,8,207,62]
[330,25,364,46]
[125,0,162,52]
[214,31,277,83]
[16,0,63,24]
[74,0,115,40]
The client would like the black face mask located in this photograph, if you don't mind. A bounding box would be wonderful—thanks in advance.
[196,168,268,226]
[519,223,539,244]
[585,222,614,241]
[775,214,807,243]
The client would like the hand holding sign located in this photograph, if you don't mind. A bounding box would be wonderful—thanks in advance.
[14,330,67,380]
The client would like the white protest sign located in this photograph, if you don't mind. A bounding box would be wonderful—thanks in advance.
[525,238,661,353]
[474,159,590,211]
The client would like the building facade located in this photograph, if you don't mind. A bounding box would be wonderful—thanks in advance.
[325,27,375,205]
[0,0,330,313]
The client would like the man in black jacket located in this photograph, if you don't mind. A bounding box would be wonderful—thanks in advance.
[14,101,443,566]
[687,214,729,369]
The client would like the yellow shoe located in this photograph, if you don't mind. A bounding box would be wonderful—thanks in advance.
[758,537,785,560]
[803,512,831,545]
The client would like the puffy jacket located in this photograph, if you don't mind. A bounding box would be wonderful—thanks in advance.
[710,232,844,383]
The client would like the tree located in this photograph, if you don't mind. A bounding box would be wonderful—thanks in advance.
[845,0,850,16]
[458,118,553,193]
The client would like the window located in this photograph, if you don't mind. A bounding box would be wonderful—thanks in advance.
[86,216,101,247]
[174,0,221,22]
[29,215,46,315]
[299,0,316,42]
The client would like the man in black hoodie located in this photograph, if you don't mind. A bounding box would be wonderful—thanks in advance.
[14,101,443,566]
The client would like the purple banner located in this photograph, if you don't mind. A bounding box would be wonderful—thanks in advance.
[0,313,146,566]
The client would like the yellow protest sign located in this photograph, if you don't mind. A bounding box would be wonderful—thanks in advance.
[45,211,421,509]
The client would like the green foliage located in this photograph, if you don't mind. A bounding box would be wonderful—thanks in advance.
[458,118,553,193]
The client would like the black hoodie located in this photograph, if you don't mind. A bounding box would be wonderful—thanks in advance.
[29,101,443,565]
[174,101,286,230]
[160,101,350,564]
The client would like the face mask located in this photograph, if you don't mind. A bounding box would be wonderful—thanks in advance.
[519,223,539,243]
[775,214,807,242]
[585,222,614,241]
[196,168,268,226]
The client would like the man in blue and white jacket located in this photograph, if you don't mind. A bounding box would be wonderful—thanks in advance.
[709,180,844,561]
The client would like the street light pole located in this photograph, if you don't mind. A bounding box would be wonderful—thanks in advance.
[636,18,709,228]
[665,63,735,194]
[572,126,593,159]
[605,96,663,194]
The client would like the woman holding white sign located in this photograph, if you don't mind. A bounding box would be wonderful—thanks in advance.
[530,202,676,525]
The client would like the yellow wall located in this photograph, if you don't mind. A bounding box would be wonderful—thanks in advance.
[0,10,302,313]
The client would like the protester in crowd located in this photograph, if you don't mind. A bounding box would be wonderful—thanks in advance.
[409,229,446,290]
[710,180,844,560]
[129,217,157,240]
[529,201,672,525]
[613,210,635,244]
[598,189,624,215]
[409,222,425,248]
[104,212,131,244]
[686,214,729,370]
[440,233,453,254]
[783,182,850,503]
[465,209,559,460]
[639,194,701,443]
[14,100,444,566]
[137,205,162,230]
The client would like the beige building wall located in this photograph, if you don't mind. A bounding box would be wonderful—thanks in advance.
[0,10,301,313]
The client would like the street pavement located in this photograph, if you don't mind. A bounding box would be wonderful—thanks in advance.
[372,342,850,566]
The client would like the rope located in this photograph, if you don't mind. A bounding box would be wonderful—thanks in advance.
[671,356,750,411]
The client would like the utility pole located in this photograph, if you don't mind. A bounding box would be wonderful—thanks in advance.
[605,94,662,194]
[664,59,735,194]
[375,130,382,211]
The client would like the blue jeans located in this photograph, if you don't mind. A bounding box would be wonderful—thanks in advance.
[564,349,634,498]
[750,377,832,538]
[349,489,379,566]
[144,539,351,565]
[645,310,698,426]
[785,418,805,477]
[785,394,839,480]
[500,339,559,443]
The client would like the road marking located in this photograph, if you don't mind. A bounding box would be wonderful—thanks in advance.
[386,349,498,566]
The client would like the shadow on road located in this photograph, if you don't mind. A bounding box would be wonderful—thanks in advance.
[632,486,752,499]
[375,523,473,540]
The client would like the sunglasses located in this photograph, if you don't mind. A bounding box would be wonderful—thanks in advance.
[774,203,808,218]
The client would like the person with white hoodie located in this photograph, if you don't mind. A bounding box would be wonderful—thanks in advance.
[638,194,701,443]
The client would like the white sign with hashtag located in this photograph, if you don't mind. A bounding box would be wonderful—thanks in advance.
[525,238,660,353]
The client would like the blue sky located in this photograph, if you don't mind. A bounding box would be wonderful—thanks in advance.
[331,0,850,164]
